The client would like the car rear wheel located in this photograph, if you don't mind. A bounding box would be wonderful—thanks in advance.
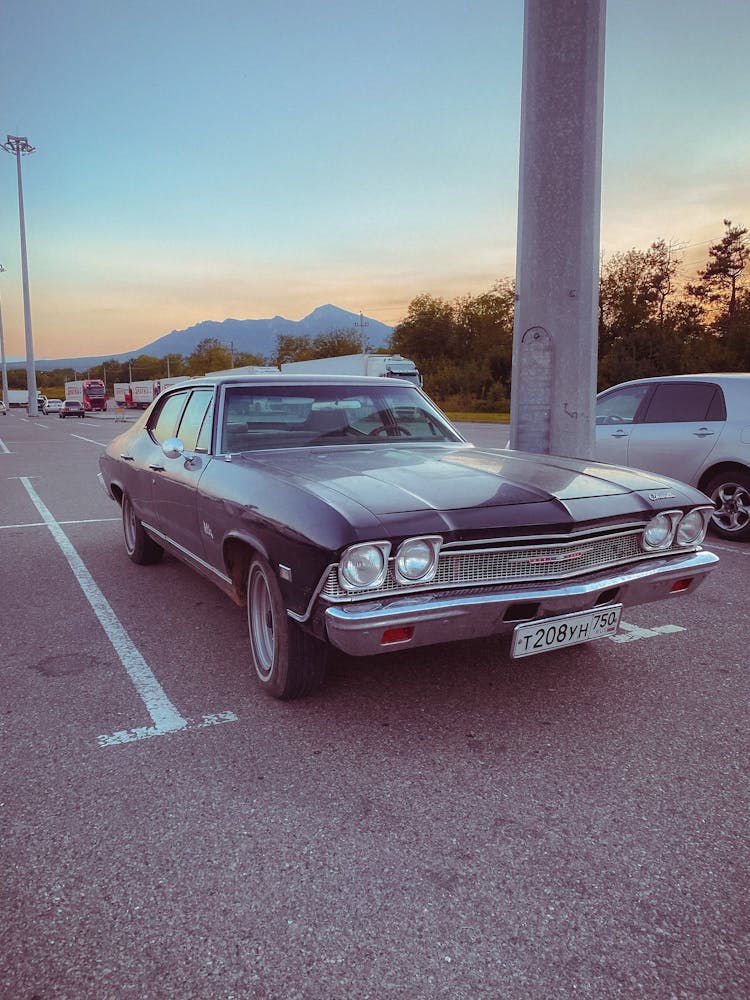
[247,554,326,699]
[122,493,163,564]
[706,470,750,541]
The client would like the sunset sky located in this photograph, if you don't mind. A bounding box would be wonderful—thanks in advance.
[1,0,748,361]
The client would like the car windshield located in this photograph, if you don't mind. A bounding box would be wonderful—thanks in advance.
[220,383,463,453]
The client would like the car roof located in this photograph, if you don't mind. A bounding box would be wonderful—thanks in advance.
[170,373,417,389]
[603,372,749,387]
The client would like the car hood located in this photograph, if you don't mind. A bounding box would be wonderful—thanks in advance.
[241,444,699,520]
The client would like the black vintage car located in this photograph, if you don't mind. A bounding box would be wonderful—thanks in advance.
[99,374,718,699]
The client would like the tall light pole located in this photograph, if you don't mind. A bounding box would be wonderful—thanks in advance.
[355,311,369,354]
[0,265,9,407]
[2,135,38,416]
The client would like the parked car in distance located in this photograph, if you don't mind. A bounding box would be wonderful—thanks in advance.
[99,374,718,699]
[43,398,63,415]
[60,399,85,419]
[596,373,750,541]
[0,400,7,416]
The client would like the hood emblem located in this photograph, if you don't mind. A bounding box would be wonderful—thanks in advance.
[648,490,676,500]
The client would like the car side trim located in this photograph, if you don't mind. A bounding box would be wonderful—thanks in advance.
[142,522,233,587]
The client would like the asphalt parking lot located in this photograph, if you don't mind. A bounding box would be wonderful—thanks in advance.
[1,410,748,999]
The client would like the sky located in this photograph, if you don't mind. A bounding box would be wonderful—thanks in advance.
[1,0,748,361]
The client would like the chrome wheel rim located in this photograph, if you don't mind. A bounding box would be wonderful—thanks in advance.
[710,481,750,534]
[123,499,136,553]
[248,567,275,677]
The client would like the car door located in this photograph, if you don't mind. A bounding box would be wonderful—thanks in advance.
[148,389,214,560]
[595,382,653,467]
[623,381,726,484]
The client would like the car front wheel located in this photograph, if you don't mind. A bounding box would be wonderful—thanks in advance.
[706,470,750,541]
[122,493,163,564]
[247,554,326,699]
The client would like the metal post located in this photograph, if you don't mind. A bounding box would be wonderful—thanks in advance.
[0,265,9,408]
[355,312,369,354]
[2,136,38,417]
[510,0,606,459]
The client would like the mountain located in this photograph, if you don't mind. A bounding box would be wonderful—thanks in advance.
[13,305,394,372]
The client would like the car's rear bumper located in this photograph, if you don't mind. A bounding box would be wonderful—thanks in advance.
[323,548,719,656]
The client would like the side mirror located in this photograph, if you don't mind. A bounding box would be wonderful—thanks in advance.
[162,437,185,460]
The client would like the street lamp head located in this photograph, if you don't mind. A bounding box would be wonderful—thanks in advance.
[2,135,36,156]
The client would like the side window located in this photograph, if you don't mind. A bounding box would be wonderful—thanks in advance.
[642,382,723,423]
[596,385,651,425]
[176,390,214,451]
[195,398,215,453]
[149,391,189,444]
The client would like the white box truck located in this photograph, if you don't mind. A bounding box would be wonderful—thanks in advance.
[280,354,421,386]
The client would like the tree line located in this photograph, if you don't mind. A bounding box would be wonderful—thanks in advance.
[390,219,749,411]
[10,219,748,412]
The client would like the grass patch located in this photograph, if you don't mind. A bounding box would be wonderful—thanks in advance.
[445,411,510,423]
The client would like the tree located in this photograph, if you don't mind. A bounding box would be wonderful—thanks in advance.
[312,328,365,358]
[162,353,187,378]
[185,338,233,376]
[234,351,266,368]
[127,355,163,380]
[598,242,686,385]
[688,219,748,320]
[389,283,515,410]
[272,335,315,366]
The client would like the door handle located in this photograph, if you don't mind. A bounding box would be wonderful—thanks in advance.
[693,428,715,438]
[149,464,165,471]
[120,454,135,461]
[611,430,629,439]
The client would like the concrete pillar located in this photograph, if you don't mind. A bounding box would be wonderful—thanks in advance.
[510,0,606,459]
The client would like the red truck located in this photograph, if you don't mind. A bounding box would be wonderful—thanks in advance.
[64,379,108,411]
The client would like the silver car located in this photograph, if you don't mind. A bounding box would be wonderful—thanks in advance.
[596,373,750,541]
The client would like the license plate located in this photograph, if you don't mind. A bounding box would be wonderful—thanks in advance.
[511,605,622,659]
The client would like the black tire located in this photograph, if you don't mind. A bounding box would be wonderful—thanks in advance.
[122,493,163,564]
[246,554,326,699]
[705,470,750,541]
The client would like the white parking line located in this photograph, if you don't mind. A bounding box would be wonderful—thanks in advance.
[609,621,686,644]
[19,477,238,747]
[70,433,107,446]
[0,438,10,454]
[0,517,119,530]
[707,541,750,556]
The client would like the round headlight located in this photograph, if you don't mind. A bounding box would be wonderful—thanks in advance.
[394,536,442,584]
[676,509,709,546]
[338,542,390,591]
[643,512,676,550]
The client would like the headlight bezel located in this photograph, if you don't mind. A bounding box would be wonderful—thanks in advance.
[675,506,712,547]
[642,511,681,551]
[394,535,443,585]
[338,541,391,592]
[643,507,712,551]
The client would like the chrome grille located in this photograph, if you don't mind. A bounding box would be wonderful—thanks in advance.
[322,528,660,601]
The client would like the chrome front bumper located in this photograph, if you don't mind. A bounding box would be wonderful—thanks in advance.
[323,548,719,657]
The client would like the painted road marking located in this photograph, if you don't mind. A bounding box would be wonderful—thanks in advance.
[18,476,238,747]
[0,438,10,454]
[0,517,119,530]
[609,621,686,644]
[71,434,107,446]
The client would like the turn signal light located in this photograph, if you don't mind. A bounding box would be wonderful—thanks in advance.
[380,626,414,645]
